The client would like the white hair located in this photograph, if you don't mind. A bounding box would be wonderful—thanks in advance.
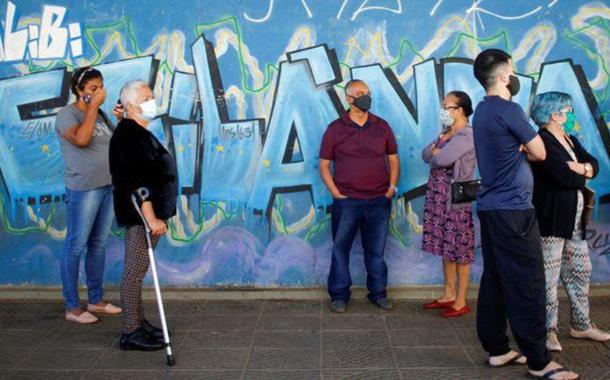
[119,79,149,105]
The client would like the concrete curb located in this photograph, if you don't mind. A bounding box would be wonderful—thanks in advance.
[2,285,610,300]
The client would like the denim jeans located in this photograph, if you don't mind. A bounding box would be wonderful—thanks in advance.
[328,196,392,303]
[60,185,114,310]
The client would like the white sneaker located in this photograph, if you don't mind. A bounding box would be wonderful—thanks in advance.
[87,302,122,315]
[570,324,610,342]
[546,330,563,352]
[65,310,98,324]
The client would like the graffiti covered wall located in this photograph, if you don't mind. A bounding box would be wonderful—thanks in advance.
[1,0,609,287]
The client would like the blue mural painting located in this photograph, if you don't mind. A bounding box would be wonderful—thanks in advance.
[0,0,609,287]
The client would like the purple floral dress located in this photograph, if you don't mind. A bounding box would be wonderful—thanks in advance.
[422,139,475,264]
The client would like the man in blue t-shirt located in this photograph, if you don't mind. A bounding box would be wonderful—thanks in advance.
[472,49,578,380]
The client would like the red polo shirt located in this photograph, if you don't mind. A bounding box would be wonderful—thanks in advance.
[319,112,398,199]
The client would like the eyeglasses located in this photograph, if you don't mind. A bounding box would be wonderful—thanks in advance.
[443,106,459,111]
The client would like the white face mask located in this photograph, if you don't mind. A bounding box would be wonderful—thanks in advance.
[440,109,454,128]
[139,99,158,121]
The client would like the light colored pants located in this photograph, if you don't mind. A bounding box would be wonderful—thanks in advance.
[541,191,592,332]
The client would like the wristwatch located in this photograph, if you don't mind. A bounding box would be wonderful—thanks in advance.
[390,185,398,192]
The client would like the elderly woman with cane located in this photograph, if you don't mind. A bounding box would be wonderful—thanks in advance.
[109,80,177,351]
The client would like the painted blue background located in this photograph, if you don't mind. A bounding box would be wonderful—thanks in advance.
[1,0,609,287]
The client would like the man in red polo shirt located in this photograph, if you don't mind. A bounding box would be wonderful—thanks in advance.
[319,79,400,313]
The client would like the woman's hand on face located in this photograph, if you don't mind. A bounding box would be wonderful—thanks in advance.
[90,87,107,107]
[149,218,168,236]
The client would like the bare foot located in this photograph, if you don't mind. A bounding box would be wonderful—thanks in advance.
[529,361,579,379]
[488,350,527,366]
[452,300,467,310]
[437,293,456,303]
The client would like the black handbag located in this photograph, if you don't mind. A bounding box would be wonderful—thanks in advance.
[451,179,481,204]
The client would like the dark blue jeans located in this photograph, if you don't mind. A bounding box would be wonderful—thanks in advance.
[328,196,392,303]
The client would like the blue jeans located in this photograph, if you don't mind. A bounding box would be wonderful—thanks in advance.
[60,185,114,310]
[328,196,391,303]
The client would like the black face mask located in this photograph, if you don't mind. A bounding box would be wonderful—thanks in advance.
[507,75,520,97]
[351,94,372,112]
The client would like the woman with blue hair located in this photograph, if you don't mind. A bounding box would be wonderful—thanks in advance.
[530,91,609,352]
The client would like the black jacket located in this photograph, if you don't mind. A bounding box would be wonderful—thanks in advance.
[109,118,177,226]
[532,128,598,239]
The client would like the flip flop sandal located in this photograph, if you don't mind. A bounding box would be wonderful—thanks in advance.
[486,353,526,368]
[527,367,579,379]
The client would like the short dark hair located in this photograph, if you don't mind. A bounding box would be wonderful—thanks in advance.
[71,66,103,96]
[473,49,511,90]
[344,79,367,96]
[447,90,473,117]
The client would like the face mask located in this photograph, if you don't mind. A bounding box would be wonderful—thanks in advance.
[506,74,520,96]
[563,112,576,133]
[351,94,372,112]
[139,99,158,121]
[440,109,454,128]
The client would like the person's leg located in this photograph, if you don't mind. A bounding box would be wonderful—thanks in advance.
[360,197,391,302]
[490,210,550,371]
[561,237,592,332]
[85,186,115,305]
[441,258,457,302]
[476,211,511,357]
[328,199,362,302]
[454,263,470,310]
[121,225,151,334]
[540,236,565,332]
[60,188,101,311]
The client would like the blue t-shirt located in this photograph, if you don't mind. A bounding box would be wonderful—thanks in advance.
[473,96,537,211]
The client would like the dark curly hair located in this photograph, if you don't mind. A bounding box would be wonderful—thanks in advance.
[70,66,103,97]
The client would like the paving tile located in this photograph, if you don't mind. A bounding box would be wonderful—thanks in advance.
[17,348,105,370]
[0,349,33,369]
[553,343,610,367]
[85,370,167,380]
[385,313,451,329]
[322,348,395,369]
[182,330,252,348]
[257,316,320,331]
[390,327,460,347]
[263,300,321,316]
[395,347,474,368]
[323,331,390,350]
[0,302,63,316]
[93,349,175,370]
[41,329,118,349]
[0,314,71,330]
[400,367,525,379]
[192,316,258,332]
[243,370,321,379]
[322,300,383,315]
[247,348,320,369]
[145,300,209,315]
[322,369,401,380]
[322,315,384,330]
[0,329,55,348]
[4,370,86,380]
[171,348,247,370]
[197,300,262,316]
[166,370,242,379]
[254,331,320,348]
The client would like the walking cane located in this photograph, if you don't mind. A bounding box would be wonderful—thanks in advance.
[130,187,176,366]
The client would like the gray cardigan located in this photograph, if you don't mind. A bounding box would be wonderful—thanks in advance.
[421,126,477,210]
